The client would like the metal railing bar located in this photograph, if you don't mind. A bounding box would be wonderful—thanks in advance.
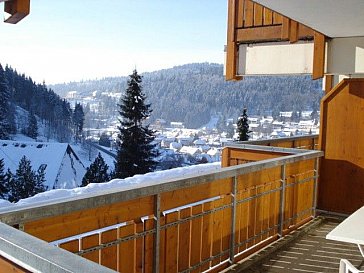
[179,249,231,273]
[75,228,156,256]
[231,134,319,146]
[234,224,280,249]
[285,175,318,188]
[279,164,286,237]
[312,158,319,217]
[229,176,238,264]
[153,194,161,273]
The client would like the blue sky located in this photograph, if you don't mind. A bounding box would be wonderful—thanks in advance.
[0,1,227,84]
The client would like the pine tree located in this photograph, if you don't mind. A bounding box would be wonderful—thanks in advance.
[114,70,158,179]
[0,159,8,199]
[81,153,110,186]
[73,103,84,143]
[8,156,46,203]
[26,111,38,139]
[237,108,252,141]
[0,64,11,139]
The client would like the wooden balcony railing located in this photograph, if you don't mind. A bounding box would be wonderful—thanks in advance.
[231,134,319,150]
[226,0,326,80]
[0,145,323,273]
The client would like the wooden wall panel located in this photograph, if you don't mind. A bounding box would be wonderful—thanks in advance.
[165,212,179,273]
[178,208,192,272]
[190,205,203,273]
[100,229,118,271]
[161,178,232,211]
[0,255,31,273]
[24,196,154,242]
[211,198,223,266]
[201,202,213,271]
[81,234,100,264]
[119,223,136,273]
[319,79,364,213]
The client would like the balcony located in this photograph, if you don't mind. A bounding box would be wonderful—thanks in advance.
[0,136,327,273]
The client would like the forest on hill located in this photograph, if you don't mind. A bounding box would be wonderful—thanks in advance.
[0,64,79,142]
[51,63,324,128]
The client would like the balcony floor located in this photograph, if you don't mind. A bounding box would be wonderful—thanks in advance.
[232,217,364,273]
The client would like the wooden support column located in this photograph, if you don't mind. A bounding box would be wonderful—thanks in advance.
[312,32,326,80]
[289,21,298,43]
[226,0,238,81]
[324,75,334,94]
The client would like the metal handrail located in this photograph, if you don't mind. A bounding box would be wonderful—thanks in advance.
[0,222,116,273]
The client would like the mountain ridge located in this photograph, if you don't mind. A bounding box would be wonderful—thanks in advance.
[50,63,323,128]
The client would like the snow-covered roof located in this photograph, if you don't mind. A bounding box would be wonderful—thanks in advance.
[169,142,182,150]
[299,120,314,126]
[0,140,81,190]
[179,146,201,155]
[193,139,206,145]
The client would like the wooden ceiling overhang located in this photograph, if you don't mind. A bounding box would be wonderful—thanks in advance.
[226,0,325,81]
[1,0,30,24]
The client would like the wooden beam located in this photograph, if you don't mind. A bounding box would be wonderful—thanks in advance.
[281,18,290,40]
[226,0,239,80]
[324,75,334,94]
[312,31,326,80]
[289,21,299,43]
[236,25,282,43]
[4,0,30,24]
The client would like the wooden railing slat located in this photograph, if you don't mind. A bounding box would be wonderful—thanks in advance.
[101,229,118,271]
[118,223,136,273]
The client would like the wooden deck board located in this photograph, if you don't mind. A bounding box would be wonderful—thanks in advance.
[231,218,364,273]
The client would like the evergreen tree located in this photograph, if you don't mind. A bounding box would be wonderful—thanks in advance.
[8,156,46,203]
[73,103,84,143]
[26,111,38,139]
[114,70,158,179]
[0,159,8,199]
[0,64,11,139]
[237,108,252,141]
[81,153,110,186]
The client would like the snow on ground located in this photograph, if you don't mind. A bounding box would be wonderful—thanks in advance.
[0,162,221,209]
[70,143,116,171]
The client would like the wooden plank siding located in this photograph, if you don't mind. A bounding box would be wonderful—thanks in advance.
[226,0,327,81]
[319,79,364,214]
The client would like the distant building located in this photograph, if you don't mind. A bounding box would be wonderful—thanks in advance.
[0,140,85,190]
[179,146,202,156]
[170,122,184,129]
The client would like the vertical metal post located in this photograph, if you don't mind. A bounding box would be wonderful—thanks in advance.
[229,176,238,264]
[312,157,319,217]
[153,194,161,273]
[279,164,286,237]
